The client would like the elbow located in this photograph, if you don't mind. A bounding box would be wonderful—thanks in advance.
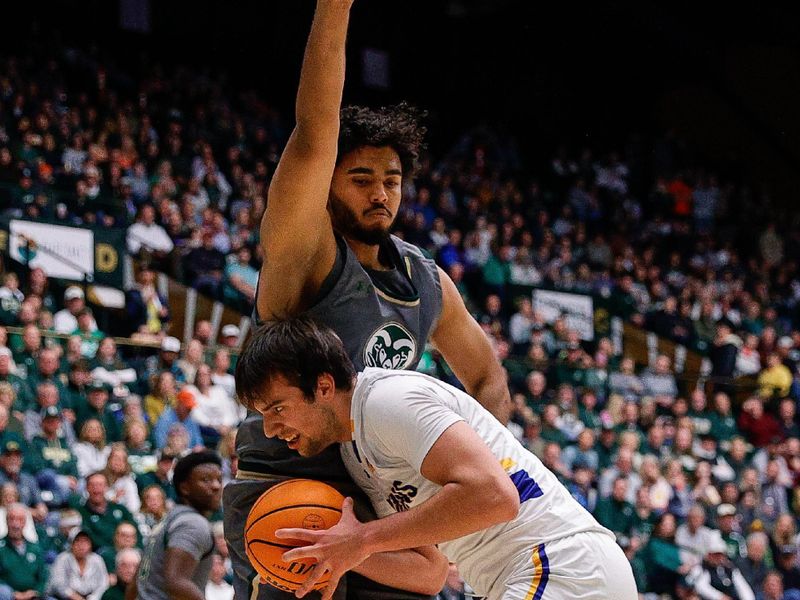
[423,556,450,596]
[486,477,520,525]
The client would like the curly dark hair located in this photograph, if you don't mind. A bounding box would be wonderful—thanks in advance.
[338,102,427,176]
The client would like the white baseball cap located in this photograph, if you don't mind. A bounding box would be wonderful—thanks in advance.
[64,286,85,301]
[161,336,181,353]
[221,324,240,338]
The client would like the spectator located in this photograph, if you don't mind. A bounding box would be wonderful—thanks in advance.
[687,532,755,600]
[103,444,140,514]
[184,231,226,299]
[598,447,641,503]
[73,419,112,479]
[176,340,205,386]
[97,522,139,584]
[126,204,174,263]
[101,548,140,600]
[759,353,794,400]
[775,546,800,596]
[53,287,97,335]
[47,528,109,600]
[210,348,236,399]
[125,264,170,338]
[205,553,234,600]
[0,439,47,518]
[27,405,79,506]
[640,512,695,596]
[75,381,122,444]
[739,396,782,449]
[608,357,644,403]
[218,324,241,351]
[186,364,240,441]
[136,484,169,538]
[739,532,771,593]
[641,354,678,407]
[144,371,177,427]
[222,245,258,311]
[72,472,139,552]
[152,389,203,450]
[716,503,747,561]
[593,477,636,539]
[0,503,49,600]
[676,504,718,560]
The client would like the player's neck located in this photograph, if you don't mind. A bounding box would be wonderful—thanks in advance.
[334,388,356,442]
[345,237,390,270]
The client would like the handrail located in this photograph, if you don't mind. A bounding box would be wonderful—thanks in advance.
[1,324,242,355]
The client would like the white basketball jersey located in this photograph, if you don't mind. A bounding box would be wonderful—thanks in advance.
[341,368,612,598]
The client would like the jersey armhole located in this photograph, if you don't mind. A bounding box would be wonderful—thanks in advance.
[252,234,347,325]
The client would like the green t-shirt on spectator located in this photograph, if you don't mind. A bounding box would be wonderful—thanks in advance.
[0,539,49,594]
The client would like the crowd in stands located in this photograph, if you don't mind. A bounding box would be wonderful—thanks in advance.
[2,47,800,600]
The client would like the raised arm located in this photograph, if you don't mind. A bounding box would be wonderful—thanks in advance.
[430,267,512,423]
[257,0,354,320]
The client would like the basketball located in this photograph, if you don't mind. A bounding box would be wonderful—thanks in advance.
[245,479,345,592]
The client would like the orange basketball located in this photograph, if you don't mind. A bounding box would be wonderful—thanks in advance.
[245,479,344,592]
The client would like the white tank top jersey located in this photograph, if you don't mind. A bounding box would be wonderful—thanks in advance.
[340,368,614,598]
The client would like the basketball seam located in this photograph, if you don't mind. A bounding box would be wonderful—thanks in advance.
[247,539,299,550]
[246,504,343,533]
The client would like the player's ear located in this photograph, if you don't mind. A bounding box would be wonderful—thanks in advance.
[316,372,335,400]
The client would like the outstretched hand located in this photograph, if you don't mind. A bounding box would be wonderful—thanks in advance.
[275,497,371,600]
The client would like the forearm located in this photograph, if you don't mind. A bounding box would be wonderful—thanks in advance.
[362,479,517,556]
[352,546,448,596]
[296,0,353,134]
[467,366,511,424]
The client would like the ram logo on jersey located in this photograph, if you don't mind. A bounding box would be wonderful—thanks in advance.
[364,322,417,369]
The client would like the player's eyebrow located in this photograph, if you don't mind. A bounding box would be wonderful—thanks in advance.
[347,167,403,176]
[347,167,374,175]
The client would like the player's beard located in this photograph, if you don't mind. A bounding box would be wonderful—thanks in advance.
[299,405,341,457]
[328,191,393,246]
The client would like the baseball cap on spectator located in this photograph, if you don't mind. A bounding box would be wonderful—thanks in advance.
[67,528,94,549]
[177,388,196,409]
[161,336,181,353]
[0,347,12,358]
[717,504,736,518]
[64,286,84,301]
[567,341,581,350]
[2,440,22,454]
[779,545,798,558]
[41,405,60,419]
[221,324,240,338]
[778,336,794,349]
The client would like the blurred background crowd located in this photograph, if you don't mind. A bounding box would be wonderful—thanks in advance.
[2,5,800,599]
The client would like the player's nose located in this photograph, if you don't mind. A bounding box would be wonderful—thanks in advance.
[262,417,280,438]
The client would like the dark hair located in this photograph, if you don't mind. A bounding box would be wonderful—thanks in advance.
[172,450,222,501]
[235,316,355,410]
[338,103,426,176]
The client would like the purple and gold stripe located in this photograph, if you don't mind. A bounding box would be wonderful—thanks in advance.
[524,543,550,600]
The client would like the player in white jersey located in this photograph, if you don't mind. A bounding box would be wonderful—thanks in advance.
[235,317,638,600]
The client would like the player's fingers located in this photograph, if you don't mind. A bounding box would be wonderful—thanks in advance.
[320,573,342,600]
[282,544,319,562]
[275,527,318,541]
[294,562,328,598]
[340,497,356,521]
